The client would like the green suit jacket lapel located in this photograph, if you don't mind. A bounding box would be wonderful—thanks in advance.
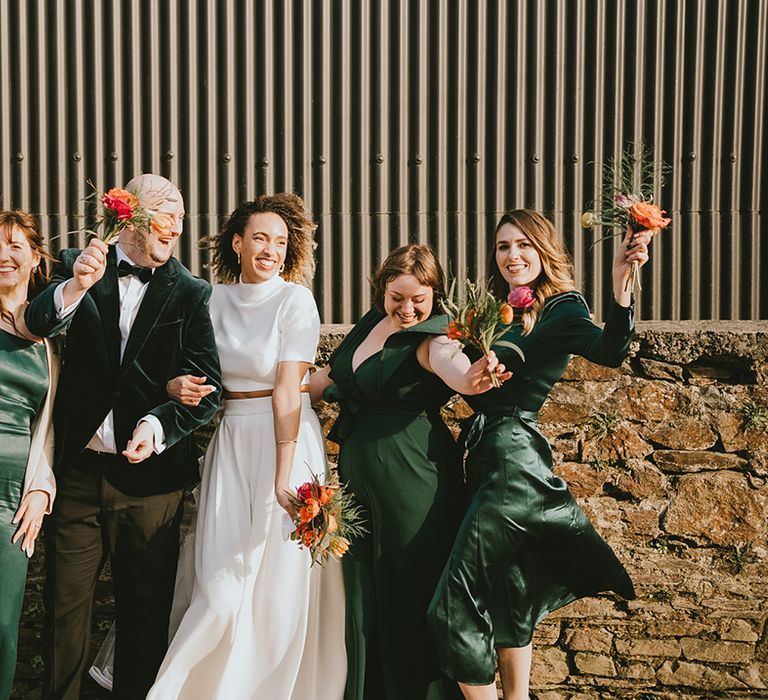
[91,246,121,375]
[120,258,181,372]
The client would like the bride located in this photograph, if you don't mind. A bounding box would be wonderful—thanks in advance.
[140,193,345,699]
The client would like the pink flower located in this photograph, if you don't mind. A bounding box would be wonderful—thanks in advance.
[507,286,535,309]
[614,193,637,209]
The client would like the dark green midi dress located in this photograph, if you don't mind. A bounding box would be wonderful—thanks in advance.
[325,309,464,700]
[0,329,48,698]
[428,292,636,685]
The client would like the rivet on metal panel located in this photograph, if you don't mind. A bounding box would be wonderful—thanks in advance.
[318,156,327,165]
[73,153,82,162]
[166,150,174,160]
[571,154,579,163]
[261,158,270,167]
[223,154,232,163]
[415,156,422,165]
[110,152,119,161]
[473,153,480,163]
[14,153,24,162]
[531,154,540,164]
[375,154,384,164]
[688,152,696,161]
[729,153,737,162]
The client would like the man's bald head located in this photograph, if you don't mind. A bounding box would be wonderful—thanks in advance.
[125,173,184,213]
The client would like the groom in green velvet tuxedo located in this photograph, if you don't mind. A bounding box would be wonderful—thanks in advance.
[26,174,221,700]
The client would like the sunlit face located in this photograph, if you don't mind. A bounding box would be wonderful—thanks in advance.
[383,274,433,329]
[120,196,185,267]
[0,226,40,294]
[233,212,288,284]
[495,223,542,289]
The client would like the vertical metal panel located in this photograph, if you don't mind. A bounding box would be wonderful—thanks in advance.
[0,0,765,322]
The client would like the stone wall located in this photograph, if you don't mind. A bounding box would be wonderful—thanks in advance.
[12,321,768,699]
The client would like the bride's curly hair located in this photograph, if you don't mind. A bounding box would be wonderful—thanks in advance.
[488,209,576,334]
[209,193,317,286]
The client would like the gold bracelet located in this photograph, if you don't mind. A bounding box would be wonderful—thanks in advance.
[276,439,298,445]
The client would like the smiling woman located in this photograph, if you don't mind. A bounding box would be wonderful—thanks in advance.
[0,210,57,699]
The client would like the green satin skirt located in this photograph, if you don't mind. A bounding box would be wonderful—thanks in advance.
[428,410,635,685]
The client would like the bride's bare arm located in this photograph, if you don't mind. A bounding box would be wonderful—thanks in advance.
[308,365,334,404]
[419,336,511,395]
[273,360,311,515]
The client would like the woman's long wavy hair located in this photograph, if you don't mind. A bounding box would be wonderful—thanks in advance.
[209,193,317,286]
[488,209,575,334]
[0,210,55,332]
[371,244,447,315]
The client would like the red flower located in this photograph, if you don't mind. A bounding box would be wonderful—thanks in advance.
[102,192,134,221]
[508,286,535,309]
[629,201,671,234]
[296,482,313,502]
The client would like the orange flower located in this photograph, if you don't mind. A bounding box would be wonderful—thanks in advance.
[299,499,320,524]
[326,513,338,533]
[628,201,671,234]
[105,188,139,208]
[150,212,173,238]
[446,321,463,340]
[301,528,317,548]
[329,536,350,557]
[319,486,334,506]
[499,303,514,325]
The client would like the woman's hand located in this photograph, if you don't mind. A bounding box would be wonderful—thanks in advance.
[464,351,512,394]
[613,226,652,306]
[275,484,298,518]
[12,490,50,557]
[166,374,217,407]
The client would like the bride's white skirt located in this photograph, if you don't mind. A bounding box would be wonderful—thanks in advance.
[146,396,346,700]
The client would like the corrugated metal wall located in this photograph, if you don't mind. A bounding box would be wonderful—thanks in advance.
[1,0,765,322]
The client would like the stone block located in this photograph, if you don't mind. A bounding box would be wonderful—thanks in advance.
[532,621,562,646]
[614,637,681,658]
[639,358,685,381]
[653,450,747,473]
[581,423,653,463]
[645,620,712,637]
[553,462,606,498]
[563,627,614,653]
[680,637,754,663]
[720,618,760,643]
[715,411,749,451]
[642,418,717,450]
[573,652,617,677]
[657,660,744,689]
[562,355,622,381]
[736,663,768,689]
[530,646,569,685]
[663,472,768,545]
[609,380,687,422]
[608,460,668,500]
[621,661,656,680]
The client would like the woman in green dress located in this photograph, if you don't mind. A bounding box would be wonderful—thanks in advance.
[311,244,509,700]
[428,209,652,700]
[0,210,58,699]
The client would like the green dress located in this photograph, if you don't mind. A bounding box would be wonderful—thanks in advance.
[0,329,48,698]
[428,292,636,685]
[325,309,464,700]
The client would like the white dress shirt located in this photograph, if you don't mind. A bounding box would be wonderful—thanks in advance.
[54,244,166,454]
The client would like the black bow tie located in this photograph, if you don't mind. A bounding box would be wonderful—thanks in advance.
[117,259,153,284]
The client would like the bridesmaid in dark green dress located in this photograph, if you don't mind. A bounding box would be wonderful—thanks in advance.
[428,210,652,700]
[0,210,56,699]
[312,245,509,700]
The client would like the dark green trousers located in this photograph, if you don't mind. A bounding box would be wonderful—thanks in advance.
[0,444,28,700]
[43,452,183,700]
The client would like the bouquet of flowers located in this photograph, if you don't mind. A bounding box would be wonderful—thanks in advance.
[288,471,367,567]
[85,180,174,244]
[581,142,671,292]
[440,279,524,388]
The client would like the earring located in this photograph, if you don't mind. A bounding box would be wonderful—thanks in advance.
[237,252,241,266]
[279,263,285,273]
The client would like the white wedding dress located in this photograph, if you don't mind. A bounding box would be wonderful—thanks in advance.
[144,275,346,699]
